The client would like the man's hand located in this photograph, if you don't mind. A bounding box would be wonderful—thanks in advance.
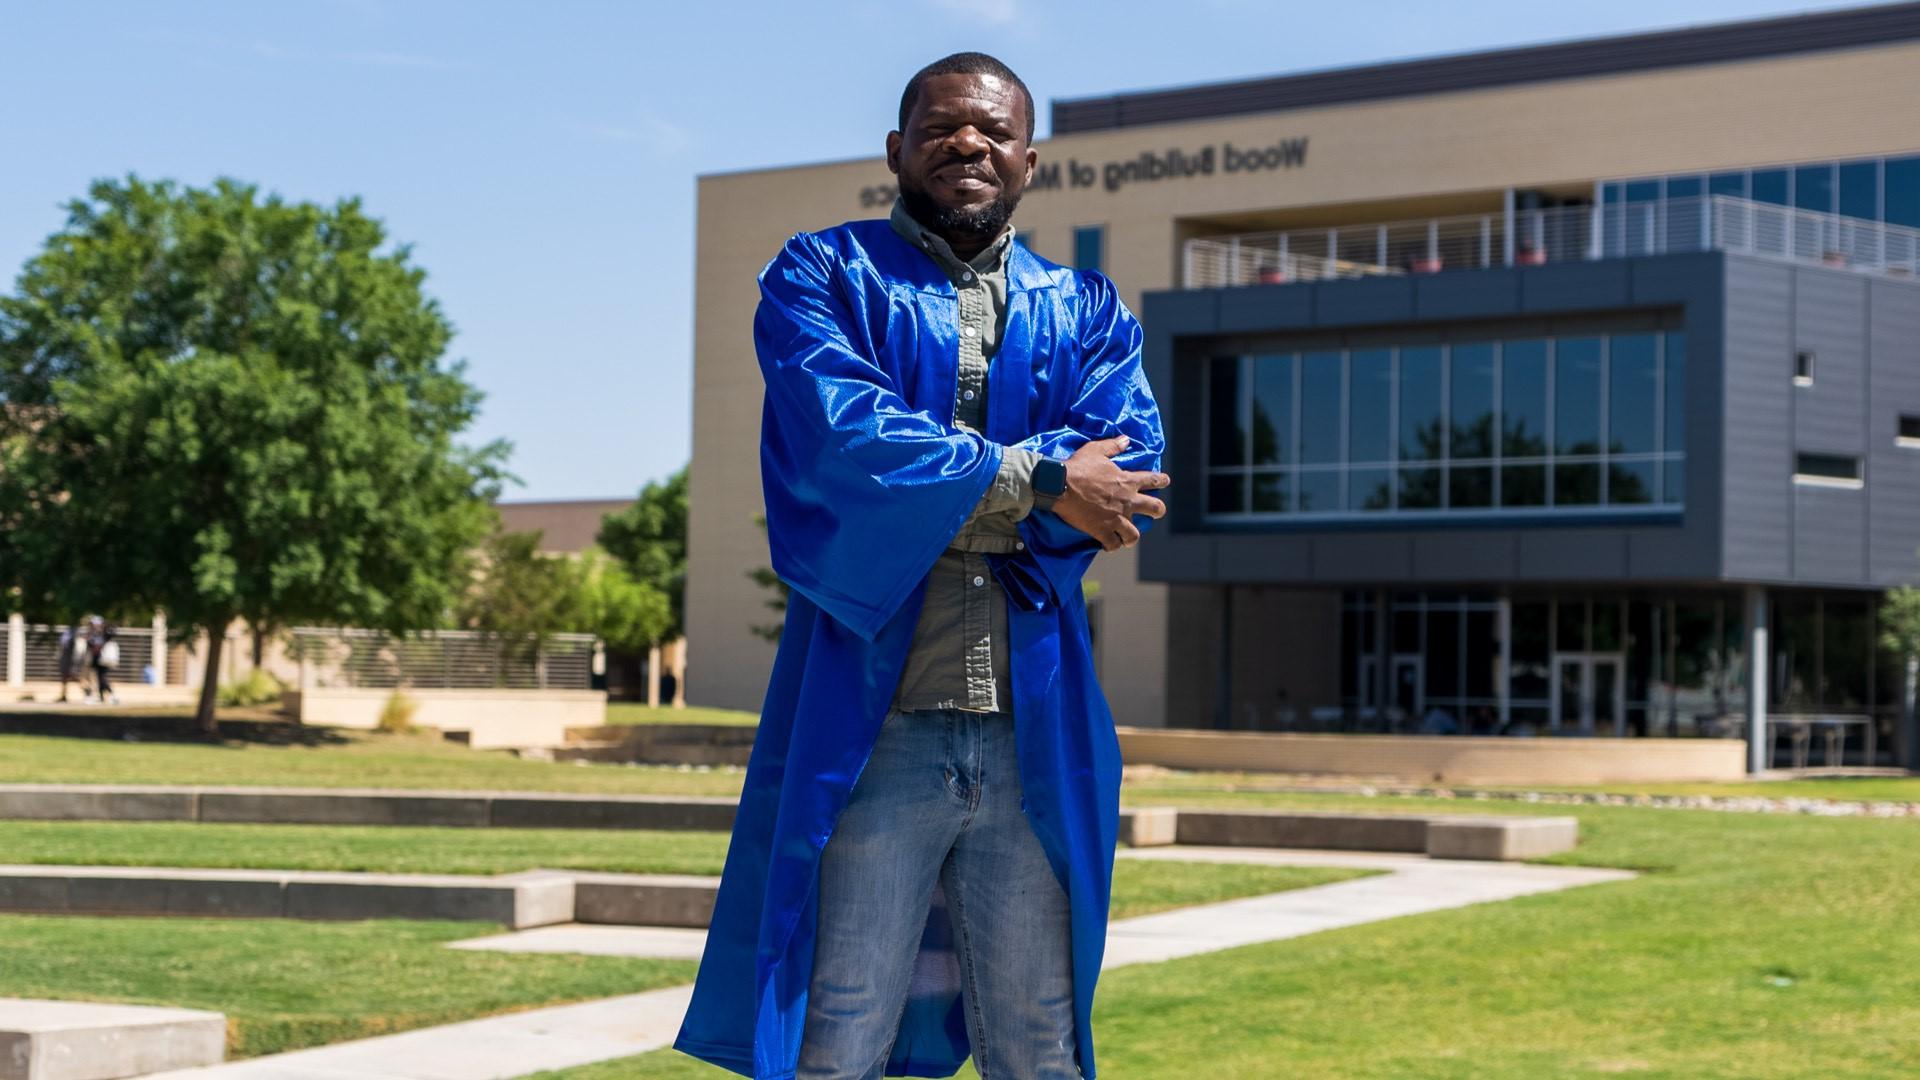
[1049,435,1170,552]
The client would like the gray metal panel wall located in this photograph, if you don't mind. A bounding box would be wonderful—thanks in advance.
[1718,259,1795,580]
[1869,279,1920,583]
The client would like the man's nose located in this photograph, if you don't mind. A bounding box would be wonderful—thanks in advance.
[942,125,990,156]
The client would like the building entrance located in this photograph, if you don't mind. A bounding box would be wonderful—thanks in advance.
[1553,653,1625,735]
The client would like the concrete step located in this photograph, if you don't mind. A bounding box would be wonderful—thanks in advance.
[1172,808,1579,859]
[0,998,224,1080]
[0,866,575,929]
[0,785,737,832]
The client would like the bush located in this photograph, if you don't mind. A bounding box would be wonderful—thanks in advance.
[216,669,284,708]
[377,691,419,733]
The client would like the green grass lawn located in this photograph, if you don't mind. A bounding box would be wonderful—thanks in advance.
[532,793,1920,1080]
[0,817,1363,918]
[1120,768,1920,806]
[0,730,748,797]
[0,913,694,1058]
[603,703,759,727]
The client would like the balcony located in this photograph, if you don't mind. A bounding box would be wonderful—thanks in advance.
[1181,195,1920,288]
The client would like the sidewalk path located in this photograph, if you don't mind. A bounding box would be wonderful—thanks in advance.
[143,849,1633,1080]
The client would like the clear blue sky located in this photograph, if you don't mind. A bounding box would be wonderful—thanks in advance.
[0,0,1867,500]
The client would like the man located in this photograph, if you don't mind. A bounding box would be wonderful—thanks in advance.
[676,52,1167,1080]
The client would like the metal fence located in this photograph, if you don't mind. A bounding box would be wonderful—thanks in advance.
[1184,195,1920,288]
[13,624,157,682]
[288,627,595,690]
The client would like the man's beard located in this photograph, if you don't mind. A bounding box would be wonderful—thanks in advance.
[899,179,1021,241]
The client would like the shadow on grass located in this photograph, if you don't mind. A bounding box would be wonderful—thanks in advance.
[0,708,350,748]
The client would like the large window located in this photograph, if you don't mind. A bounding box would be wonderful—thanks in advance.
[1601,152,1920,253]
[1206,331,1686,519]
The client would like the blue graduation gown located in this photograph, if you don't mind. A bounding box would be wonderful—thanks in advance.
[674,218,1164,1080]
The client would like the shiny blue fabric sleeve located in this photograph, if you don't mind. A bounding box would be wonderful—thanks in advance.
[755,232,1004,641]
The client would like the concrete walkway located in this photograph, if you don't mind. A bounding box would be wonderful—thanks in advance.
[141,848,1633,1080]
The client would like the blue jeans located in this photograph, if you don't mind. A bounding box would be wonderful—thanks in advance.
[798,707,1080,1079]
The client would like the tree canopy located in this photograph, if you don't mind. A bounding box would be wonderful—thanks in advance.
[597,466,687,642]
[0,176,506,728]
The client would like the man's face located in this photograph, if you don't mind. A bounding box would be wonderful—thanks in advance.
[887,72,1036,242]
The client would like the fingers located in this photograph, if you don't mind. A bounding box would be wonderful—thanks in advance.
[1128,492,1167,519]
[1079,433,1129,459]
[1128,470,1172,491]
[1110,517,1141,550]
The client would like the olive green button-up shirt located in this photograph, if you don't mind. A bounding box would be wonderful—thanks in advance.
[888,199,1047,715]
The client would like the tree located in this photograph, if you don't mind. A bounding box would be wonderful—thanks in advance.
[746,513,788,643]
[578,548,673,654]
[454,530,586,672]
[597,466,687,641]
[0,176,505,731]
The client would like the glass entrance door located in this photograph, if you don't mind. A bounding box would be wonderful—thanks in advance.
[1553,653,1624,734]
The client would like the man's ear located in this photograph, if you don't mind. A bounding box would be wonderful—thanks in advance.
[885,131,903,176]
[1024,147,1037,186]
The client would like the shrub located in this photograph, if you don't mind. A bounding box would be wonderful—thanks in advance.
[216,669,284,708]
[377,691,420,733]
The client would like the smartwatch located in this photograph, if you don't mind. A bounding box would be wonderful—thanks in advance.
[1032,456,1067,511]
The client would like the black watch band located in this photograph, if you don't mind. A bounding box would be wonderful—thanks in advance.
[1032,457,1067,510]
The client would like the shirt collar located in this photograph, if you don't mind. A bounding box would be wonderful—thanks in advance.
[890,198,1014,279]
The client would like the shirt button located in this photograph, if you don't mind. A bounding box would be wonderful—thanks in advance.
[963,389,976,401]
[961,271,974,282]
[962,327,977,338]
[972,576,986,587]
[1015,542,1026,550]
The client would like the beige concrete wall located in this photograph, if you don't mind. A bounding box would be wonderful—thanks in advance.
[290,688,606,749]
[1117,727,1749,785]
[687,39,1920,721]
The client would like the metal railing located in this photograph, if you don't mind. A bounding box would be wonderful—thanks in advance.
[1183,195,1920,288]
[289,627,596,691]
[15,624,157,682]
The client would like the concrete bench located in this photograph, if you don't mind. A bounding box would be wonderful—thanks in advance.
[1170,808,1578,860]
[0,998,224,1080]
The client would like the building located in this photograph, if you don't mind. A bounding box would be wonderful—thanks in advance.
[686,3,1920,770]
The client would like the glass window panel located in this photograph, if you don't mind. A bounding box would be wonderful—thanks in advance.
[1824,600,1871,708]
[1502,339,1550,459]
[1839,160,1879,221]
[1208,357,1243,467]
[1603,182,1623,204]
[1592,600,1622,652]
[1072,225,1104,272]
[1666,175,1703,199]
[1708,171,1748,199]
[1751,169,1789,206]
[1298,469,1340,512]
[1394,605,1422,653]
[1426,608,1461,697]
[1398,346,1444,462]
[1794,163,1836,214]
[1555,337,1603,455]
[1608,334,1659,455]
[1609,461,1657,505]
[1465,610,1497,699]
[1772,598,1820,710]
[1510,600,1550,700]
[1207,472,1243,515]
[1555,462,1601,506]
[1887,156,1920,229]
[1449,343,1496,460]
[1558,598,1588,652]
[1502,464,1546,507]
[1251,471,1290,513]
[1250,353,1293,466]
[1299,351,1343,465]
[1664,332,1686,456]
[1624,179,1660,202]
[1349,348,1392,464]
[1398,467,1442,510]
[1350,467,1393,511]
[1450,465,1493,508]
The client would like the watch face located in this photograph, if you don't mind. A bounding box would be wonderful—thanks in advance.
[1036,458,1067,496]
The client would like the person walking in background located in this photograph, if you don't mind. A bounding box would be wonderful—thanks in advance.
[85,616,119,705]
[57,620,90,703]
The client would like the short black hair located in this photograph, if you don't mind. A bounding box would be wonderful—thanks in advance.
[897,52,1035,141]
